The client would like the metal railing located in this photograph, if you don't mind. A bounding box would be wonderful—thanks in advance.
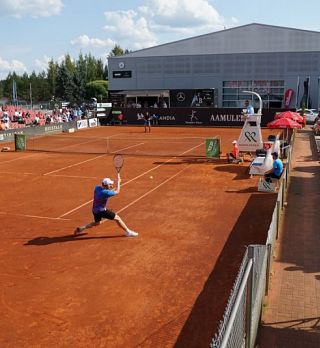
[210,131,295,348]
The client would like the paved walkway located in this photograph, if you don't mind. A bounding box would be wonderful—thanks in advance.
[256,129,320,348]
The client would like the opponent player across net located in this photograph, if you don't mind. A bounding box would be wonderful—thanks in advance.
[74,154,138,237]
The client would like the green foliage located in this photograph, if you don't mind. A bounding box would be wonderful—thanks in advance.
[0,44,130,105]
[299,104,305,116]
[108,44,131,57]
[86,80,108,101]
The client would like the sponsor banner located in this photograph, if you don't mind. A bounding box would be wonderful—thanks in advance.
[0,121,77,142]
[88,118,98,128]
[103,107,285,127]
[77,120,88,129]
[44,124,63,133]
[206,138,220,158]
[97,103,112,108]
[284,89,294,108]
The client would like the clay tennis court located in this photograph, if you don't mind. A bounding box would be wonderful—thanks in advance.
[0,125,278,347]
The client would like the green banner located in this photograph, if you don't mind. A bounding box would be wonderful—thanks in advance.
[15,134,27,151]
[206,138,220,158]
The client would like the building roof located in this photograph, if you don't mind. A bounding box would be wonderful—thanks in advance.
[116,23,320,58]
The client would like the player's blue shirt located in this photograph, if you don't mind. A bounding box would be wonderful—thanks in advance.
[92,186,116,213]
[273,159,283,177]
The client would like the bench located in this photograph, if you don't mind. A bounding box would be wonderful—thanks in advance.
[258,163,286,192]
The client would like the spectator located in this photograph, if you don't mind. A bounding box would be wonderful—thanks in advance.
[33,115,40,125]
[2,111,10,130]
[264,152,283,183]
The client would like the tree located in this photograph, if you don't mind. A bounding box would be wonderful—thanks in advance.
[108,44,131,57]
[47,59,59,99]
[86,80,108,101]
[0,49,113,105]
[55,64,75,102]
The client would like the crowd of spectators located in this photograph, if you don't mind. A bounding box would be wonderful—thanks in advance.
[125,98,168,109]
[0,105,92,131]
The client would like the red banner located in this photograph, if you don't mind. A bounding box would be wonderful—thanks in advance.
[284,89,294,108]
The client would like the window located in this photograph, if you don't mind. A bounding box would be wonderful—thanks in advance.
[222,80,284,108]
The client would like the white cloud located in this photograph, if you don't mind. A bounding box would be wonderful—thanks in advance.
[0,0,63,18]
[0,56,27,78]
[102,0,225,51]
[70,35,116,49]
[140,0,224,29]
[103,10,158,50]
[34,55,51,71]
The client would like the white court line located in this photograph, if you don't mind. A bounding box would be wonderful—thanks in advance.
[0,153,39,164]
[0,211,69,221]
[45,174,99,179]
[116,166,189,214]
[43,154,106,175]
[58,142,203,218]
[43,142,145,176]
[0,171,35,175]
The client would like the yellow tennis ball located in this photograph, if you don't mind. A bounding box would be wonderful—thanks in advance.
[149,175,153,179]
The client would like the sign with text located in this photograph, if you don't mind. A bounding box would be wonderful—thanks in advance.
[88,118,98,128]
[206,138,220,158]
[77,120,88,129]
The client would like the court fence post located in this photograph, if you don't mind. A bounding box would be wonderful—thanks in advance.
[245,246,254,348]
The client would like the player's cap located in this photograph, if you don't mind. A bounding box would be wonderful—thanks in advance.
[271,152,278,157]
[232,140,237,144]
[102,177,114,185]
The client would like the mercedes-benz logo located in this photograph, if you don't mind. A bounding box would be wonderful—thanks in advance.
[176,92,185,102]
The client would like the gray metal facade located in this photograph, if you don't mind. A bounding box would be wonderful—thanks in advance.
[108,23,320,109]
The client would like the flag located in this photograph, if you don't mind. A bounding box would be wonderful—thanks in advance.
[12,80,18,105]
[29,83,33,108]
[295,76,300,109]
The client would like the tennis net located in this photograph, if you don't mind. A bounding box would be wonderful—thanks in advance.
[27,133,218,157]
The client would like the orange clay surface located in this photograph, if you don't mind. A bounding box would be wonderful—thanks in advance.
[0,126,279,347]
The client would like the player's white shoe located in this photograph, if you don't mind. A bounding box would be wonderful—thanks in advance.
[125,230,139,237]
[74,226,85,236]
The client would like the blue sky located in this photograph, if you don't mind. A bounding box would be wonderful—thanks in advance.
[1,0,320,79]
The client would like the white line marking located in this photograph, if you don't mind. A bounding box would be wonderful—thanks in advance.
[116,166,189,214]
[0,171,34,175]
[45,174,98,179]
[109,142,145,154]
[0,153,39,164]
[43,154,106,175]
[43,142,145,176]
[58,141,203,218]
[0,211,69,221]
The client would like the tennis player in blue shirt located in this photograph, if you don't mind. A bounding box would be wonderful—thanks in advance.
[264,152,284,183]
[74,176,138,237]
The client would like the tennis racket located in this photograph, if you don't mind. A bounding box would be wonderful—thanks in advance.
[113,154,124,177]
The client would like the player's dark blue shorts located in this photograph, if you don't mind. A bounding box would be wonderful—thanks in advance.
[93,209,116,222]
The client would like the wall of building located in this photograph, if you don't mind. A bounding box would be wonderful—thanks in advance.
[109,51,320,109]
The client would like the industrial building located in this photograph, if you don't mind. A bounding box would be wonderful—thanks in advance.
[107,23,320,111]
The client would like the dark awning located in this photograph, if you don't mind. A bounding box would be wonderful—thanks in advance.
[113,90,169,98]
